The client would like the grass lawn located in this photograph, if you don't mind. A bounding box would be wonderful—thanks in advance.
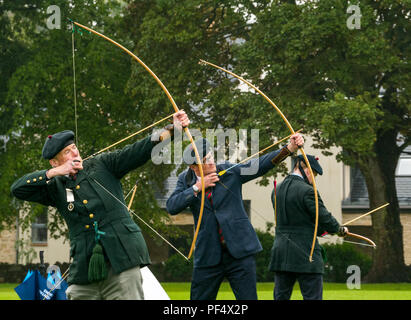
[2,282,411,300]
[0,284,19,300]
[162,282,411,300]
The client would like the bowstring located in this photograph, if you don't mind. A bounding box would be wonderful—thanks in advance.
[124,185,136,201]
[88,174,189,261]
[69,22,187,261]
[71,22,79,146]
[321,235,375,248]
[49,23,77,301]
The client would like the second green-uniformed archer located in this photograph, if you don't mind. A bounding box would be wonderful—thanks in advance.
[269,155,348,300]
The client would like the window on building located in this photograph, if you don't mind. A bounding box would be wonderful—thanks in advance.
[31,212,48,244]
[396,158,411,176]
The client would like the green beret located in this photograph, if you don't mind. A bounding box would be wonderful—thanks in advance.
[183,138,212,165]
[42,130,75,160]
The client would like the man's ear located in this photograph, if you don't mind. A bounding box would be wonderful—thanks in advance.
[49,158,58,168]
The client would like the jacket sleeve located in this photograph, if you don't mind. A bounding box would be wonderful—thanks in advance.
[98,135,156,179]
[166,173,197,215]
[235,148,282,184]
[303,188,340,235]
[10,169,56,207]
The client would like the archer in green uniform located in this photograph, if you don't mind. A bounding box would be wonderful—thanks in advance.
[269,155,348,300]
[11,111,189,300]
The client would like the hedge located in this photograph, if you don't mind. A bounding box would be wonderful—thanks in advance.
[0,231,372,284]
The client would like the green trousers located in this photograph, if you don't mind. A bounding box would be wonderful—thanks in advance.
[65,265,144,300]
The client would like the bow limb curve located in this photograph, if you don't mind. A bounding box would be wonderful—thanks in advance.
[72,21,205,260]
[346,231,376,248]
[199,59,319,262]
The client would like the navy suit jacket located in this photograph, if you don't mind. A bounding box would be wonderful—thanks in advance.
[166,149,283,267]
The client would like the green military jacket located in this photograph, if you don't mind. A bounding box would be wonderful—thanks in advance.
[269,174,340,274]
[11,136,155,285]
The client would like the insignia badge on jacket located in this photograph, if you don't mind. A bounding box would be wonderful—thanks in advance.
[66,189,74,211]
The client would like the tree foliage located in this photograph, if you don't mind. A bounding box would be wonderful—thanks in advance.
[1,0,186,241]
[232,0,410,280]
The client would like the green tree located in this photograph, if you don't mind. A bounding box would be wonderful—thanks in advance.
[233,0,410,281]
[0,1,186,246]
[0,0,48,229]
[123,0,250,131]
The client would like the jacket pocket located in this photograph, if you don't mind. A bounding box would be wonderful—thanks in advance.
[123,221,141,233]
[112,221,147,265]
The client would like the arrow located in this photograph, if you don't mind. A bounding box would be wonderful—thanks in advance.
[344,203,389,226]
[218,129,303,176]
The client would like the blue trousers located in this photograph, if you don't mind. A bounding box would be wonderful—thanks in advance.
[274,271,323,300]
[190,248,257,300]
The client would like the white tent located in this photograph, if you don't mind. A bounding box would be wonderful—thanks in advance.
[141,266,170,300]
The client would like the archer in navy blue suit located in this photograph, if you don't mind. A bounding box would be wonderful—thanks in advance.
[166,134,303,300]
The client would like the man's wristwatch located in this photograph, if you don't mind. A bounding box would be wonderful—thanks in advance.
[192,184,200,193]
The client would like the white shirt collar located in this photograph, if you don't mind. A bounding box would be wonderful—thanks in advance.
[291,172,304,179]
